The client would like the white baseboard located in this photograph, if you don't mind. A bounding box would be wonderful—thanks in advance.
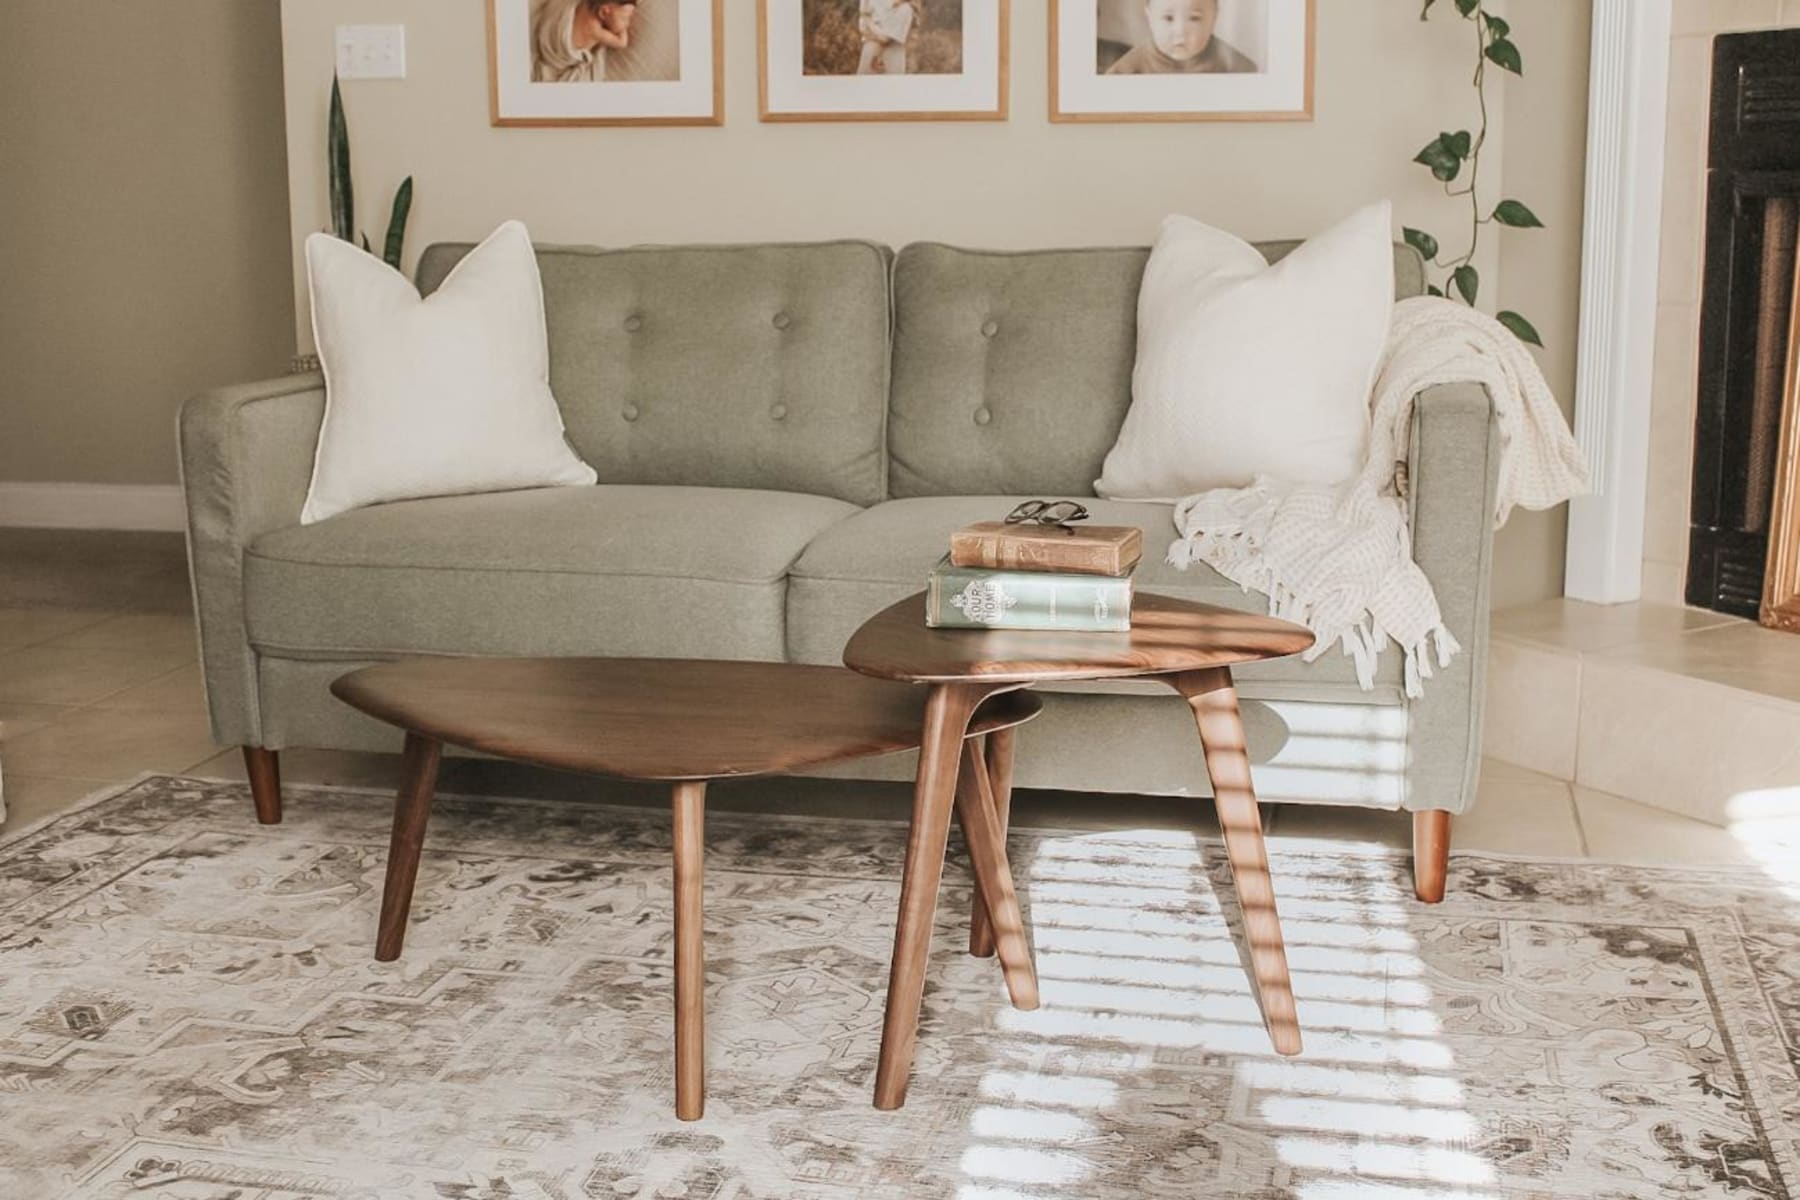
[0,483,186,532]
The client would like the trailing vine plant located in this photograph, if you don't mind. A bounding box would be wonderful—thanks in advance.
[1408,0,1544,346]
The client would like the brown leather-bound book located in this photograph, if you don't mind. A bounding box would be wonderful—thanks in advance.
[949,522,1144,576]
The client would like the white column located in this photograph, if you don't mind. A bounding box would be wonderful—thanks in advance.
[1564,0,1673,603]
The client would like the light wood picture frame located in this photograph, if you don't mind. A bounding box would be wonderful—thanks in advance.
[1050,0,1314,123]
[487,0,724,127]
[759,0,1010,123]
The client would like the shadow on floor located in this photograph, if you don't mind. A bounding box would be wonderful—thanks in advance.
[0,529,191,613]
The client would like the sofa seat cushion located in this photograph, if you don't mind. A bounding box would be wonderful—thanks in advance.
[787,496,1404,700]
[245,485,860,661]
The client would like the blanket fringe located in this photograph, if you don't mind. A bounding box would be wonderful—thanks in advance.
[1401,622,1461,699]
[1169,533,1465,701]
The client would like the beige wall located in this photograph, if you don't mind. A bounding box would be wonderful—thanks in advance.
[1642,0,1800,604]
[279,0,1589,603]
[1492,0,1591,609]
[0,1,296,487]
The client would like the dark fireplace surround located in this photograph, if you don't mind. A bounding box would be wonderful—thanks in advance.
[1686,29,1800,618]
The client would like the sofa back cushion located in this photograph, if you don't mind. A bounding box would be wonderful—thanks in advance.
[417,240,892,506]
[887,240,1426,498]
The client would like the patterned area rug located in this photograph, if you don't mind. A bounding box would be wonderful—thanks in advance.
[2,777,1797,1199]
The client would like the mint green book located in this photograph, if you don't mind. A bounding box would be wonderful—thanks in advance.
[925,558,1133,631]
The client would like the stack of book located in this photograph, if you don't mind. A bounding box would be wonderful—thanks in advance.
[925,519,1143,632]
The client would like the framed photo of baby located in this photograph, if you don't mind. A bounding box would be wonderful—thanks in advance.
[1051,0,1313,122]
[759,0,1010,122]
[487,0,723,126]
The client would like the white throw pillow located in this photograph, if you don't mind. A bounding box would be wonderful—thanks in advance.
[300,219,596,525]
[1095,202,1396,501]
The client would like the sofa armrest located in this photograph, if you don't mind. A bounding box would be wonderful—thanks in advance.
[1403,380,1501,815]
[179,374,326,746]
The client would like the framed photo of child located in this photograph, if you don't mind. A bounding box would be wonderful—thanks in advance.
[1051,0,1313,123]
[759,0,1010,122]
[487,0,724,126]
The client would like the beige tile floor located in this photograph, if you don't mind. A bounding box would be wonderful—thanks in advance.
[5,588,1795,877]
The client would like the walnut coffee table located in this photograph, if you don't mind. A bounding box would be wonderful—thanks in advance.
[330,657,1041,1121]
[844,591,1316,1109]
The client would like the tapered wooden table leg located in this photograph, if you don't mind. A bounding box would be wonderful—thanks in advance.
[375,733,442,963]
[1170,668,1302,1056]
[873,683,983,1111]
[672,780,707,1121]
[953,739,1038,1010]
[968,727,1017,959]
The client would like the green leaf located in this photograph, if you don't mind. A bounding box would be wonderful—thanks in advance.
[1446,129,1473,159]
[328,75,355,244]
[1485,37,1523,74]
[1497,310,1544,346]
[1426,284,1445,298]
[1420,0,1437,15]
[360,232,371,254]
[1403,226,1440,261]
[1452,264,1479,304]
[1454,0,1479,15]
[1414,134,1463,182]
[382,176,413,269]
[1483,13,1510,37]
[1492,199,1544,228]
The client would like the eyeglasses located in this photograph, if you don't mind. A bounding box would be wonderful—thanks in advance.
[1004,499,1090,533]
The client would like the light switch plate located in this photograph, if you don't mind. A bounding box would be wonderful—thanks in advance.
[335,25,406,81]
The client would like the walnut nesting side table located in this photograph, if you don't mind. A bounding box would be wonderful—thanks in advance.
[843,591,1316,1110]
[331,656,1041,1121]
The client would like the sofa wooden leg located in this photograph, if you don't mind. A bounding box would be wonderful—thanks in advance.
[243,747,282,824]
[1413,810,1451,903]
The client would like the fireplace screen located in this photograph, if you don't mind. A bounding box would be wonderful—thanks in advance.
[1686,29,1800,629]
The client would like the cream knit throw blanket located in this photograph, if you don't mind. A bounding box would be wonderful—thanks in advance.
[1167,296,1590,697]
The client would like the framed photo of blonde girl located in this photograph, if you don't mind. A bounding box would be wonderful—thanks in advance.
[759,0,1010,122]
[1051,0,1313,122]
[487,0,724,126]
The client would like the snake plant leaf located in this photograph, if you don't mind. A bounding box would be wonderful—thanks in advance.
[1497,310,1544,346]
[1485,37,1523,74]
[1492,199,1544,228]
[1414,134,1463,183]
[328,76,354,244]
[1454,0,1479,16]
[1452,264,1479,305]
[1403,227,1440,262]
[383,177,414,269]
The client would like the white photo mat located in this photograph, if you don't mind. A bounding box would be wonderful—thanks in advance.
[488,0,723,125]
[1053,0,1313,121]
[760,0,1009,121]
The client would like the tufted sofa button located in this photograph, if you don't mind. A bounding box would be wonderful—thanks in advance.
[973,407,993,426]
[622,404,640,422]
[770,403,788,421]
[981,318,1000,338]
[772,311,793,330]
[623,314,643,333]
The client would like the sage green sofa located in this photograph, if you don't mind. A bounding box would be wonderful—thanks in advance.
[180,236,1497,896]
